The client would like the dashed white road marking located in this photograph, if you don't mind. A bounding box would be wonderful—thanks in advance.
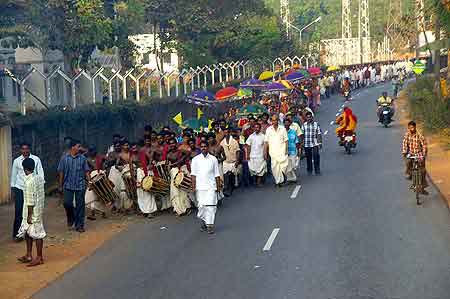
[330,121,334,125]
[290,185,302,199]
[263,228,280,251]
[335,113,340,116]
[324,130,328,135]
[338,108,343,112]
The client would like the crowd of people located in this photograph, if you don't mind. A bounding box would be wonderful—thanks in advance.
[11,60,426,267]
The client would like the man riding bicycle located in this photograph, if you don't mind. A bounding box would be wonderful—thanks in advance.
[402,121,428,196]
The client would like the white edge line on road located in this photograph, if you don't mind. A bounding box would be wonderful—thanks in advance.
[263,228,280,251]
[290,185,301,199]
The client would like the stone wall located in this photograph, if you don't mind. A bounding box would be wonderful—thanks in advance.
[10,98,232,192]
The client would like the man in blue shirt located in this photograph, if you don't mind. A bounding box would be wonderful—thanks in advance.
[284,118,300,183]
[57,139,90,233]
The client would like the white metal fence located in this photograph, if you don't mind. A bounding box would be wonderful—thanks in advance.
[5,55,318,115]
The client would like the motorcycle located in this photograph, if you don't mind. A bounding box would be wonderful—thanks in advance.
[379,104,392,127]
[340,131,357,155]
[343,90,351,101]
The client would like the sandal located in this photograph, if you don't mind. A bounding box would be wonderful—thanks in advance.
[27,258,44,267]
[17,256,32,263]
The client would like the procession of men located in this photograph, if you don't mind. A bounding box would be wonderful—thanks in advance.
[10,60,419,267]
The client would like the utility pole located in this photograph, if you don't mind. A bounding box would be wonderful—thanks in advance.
[416,0,425,59]
[342,0,352,39]
[359,0,370,63]
[280,0,290,38]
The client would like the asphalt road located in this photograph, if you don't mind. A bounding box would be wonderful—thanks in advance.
[36,83,450,299]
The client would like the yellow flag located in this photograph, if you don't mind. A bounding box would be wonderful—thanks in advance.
[197,108,204,120]
[208,119,214,130]
[173,112,183,126]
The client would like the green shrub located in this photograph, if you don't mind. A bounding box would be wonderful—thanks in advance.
[406,77,450,135]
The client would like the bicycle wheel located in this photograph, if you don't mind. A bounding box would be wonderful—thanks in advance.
[412,167,422,205]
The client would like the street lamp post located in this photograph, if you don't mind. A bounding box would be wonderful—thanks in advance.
[289,16,322,44]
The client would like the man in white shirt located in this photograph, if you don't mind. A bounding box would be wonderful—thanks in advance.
[11,142,45,241]
[191,141,221,234]
[264,114,288,187]
[246,123,267,186]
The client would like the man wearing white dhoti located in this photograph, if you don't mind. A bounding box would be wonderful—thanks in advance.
[264,114,288,187]
[246,123,266,186]
[220,127,240,197]
[85,170,107,220]
[136,167,158,218]
[17,158,46,267]
[191,141,221,234]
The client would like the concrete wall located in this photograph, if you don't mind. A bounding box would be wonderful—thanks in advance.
[0,125,12,204]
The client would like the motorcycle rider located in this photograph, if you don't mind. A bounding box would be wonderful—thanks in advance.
[376,91,394,122]
[335,106,357,146]
[342,77,351,99]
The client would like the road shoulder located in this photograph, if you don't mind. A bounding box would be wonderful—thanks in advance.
[0,197,134,299]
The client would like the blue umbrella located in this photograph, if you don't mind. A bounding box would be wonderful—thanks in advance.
[187,90,215,102]
[240,78,266,89]
[263,82,288,92]
[285,72,304,82]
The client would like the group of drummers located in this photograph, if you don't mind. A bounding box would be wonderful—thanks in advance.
[85,126,203,220]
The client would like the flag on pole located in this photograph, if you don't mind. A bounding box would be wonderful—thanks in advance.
[208,119,214,130]
[173,112,183,126]
[197,108,204,120]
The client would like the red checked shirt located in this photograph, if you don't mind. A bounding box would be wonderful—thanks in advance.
[402,131,427,158]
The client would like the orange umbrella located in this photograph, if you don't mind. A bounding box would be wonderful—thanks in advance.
[215,87,238,100]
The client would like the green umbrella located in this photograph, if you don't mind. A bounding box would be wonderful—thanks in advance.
[237,88,253,99]
[237,103,268,117]
[182,118,208,131]
[298,69,310,78]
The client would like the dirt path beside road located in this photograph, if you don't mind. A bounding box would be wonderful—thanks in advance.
[0,197,139,299]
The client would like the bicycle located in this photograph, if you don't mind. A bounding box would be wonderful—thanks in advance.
[408,155,423,205]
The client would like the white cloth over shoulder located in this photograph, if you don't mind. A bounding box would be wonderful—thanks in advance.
[191,153,220,192]
[17,174,46,239]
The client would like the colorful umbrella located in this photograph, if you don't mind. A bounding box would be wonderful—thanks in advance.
[240,78,266,89]
[237,88,253,99]
[308,67,322,76]
[182,118,208,131]
[215,86,238,100]
[187,90,215,102]
[259,71,274,81]
[237,103,268,117]
[277,80,294,89]
[298,69,310,78]
[285,72,304,81]
[327,65,340,72]
[264,82,289,92]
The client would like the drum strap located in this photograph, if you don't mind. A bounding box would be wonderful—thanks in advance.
[204,204,217,207]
